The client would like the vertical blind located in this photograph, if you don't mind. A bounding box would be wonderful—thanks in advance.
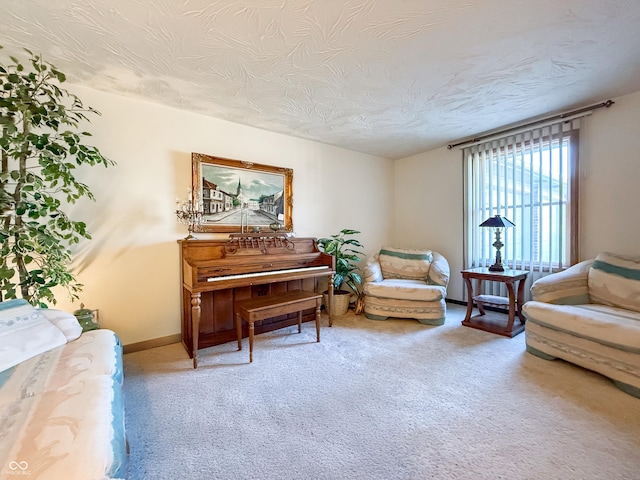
[463,118,581,298]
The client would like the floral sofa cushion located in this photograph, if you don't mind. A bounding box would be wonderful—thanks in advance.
[378,247,433,280]
[0,329,127,479]
[589,251,640,313]
[524,302,640,352]
[364,279,446,302]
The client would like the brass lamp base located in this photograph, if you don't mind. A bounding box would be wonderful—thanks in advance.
[488,229,508,272]
[488,263,506,272]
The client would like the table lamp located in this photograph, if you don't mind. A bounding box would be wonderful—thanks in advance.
[480,214,515,272]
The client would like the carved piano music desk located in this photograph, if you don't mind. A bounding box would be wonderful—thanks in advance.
[179,233,335,368]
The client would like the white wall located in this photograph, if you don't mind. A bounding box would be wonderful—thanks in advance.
[579,91,640,258]
[394,90,640,302]
[393,146,464,299]
[53,86,394,346]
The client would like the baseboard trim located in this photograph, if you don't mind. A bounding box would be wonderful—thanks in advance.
[446,297,516,314]
[446,298,466,306]
[123,333,182,354]
[121,300,488,353]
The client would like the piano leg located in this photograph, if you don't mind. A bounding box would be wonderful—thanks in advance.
[191,293,201,369]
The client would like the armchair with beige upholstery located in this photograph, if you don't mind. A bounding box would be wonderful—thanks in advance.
[363,247,450,325]
[523,252,640,398]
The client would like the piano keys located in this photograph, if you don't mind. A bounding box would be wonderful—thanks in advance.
[179,234,335,368]
[206,266,331,283]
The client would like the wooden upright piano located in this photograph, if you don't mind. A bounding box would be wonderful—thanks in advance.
[179,233,335,368]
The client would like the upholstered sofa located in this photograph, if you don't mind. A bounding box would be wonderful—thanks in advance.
[363,247,450,325]
[522,252,640,398]
[0,299,127,479]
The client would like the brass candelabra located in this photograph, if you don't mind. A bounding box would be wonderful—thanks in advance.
[176,189,204,239]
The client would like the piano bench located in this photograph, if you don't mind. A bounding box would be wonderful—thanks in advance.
[235,290,323,363]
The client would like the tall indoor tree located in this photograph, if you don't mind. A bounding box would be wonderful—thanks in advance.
[0,46,114,307]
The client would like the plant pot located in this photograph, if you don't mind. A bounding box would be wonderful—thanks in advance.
[323,290,351,316]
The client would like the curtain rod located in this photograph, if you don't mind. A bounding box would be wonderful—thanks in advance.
[446,99,615,150]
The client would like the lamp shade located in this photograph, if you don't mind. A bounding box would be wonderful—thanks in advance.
[479,215,515,228]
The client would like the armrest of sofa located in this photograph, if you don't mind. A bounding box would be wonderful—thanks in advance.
[427,252,450,288]
[363,253,383,283]
[530,259,593,304]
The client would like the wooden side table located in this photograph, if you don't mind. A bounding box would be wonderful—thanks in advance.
[461,267,529,337]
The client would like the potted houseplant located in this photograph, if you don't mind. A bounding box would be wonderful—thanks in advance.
[0,47,114,307]
[317,228,364,315]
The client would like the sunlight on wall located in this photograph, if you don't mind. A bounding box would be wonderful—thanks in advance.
[52,85,394,346]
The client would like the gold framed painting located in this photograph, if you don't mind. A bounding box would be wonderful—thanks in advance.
[192,153,293,233]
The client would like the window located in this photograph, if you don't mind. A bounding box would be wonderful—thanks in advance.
[464,120,580,283]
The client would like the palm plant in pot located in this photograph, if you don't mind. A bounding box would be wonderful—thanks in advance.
[317,228,364,315]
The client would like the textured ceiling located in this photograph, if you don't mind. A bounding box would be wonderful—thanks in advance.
[1,0,640,159]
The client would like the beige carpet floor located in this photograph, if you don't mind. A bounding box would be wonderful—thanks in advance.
[122,304,640,480]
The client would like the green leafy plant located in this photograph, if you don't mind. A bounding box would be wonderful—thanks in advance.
[0,46,114,307]
[317,228,364,295]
